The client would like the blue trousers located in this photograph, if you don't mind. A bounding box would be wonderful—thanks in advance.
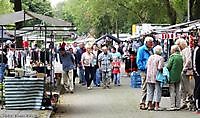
[0,64,6,83]
[95,69,101,86]
[113,73,120,85]
[79,67,86,84]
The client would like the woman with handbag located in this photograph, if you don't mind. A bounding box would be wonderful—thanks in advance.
[146,45,164,111]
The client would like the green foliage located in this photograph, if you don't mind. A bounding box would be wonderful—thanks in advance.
[22,0,53,16]
[22,0,53,25]
[0,0,13,15]
[171,0,187,22]
[54,0,193,36]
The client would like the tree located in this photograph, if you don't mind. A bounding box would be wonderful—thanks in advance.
[0,0,13,15]
[13,0,23,29]
[22,0,53,26]
[55,0,198,36]
[191,0,200,20]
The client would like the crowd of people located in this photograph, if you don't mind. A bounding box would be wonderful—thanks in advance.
[56,39,125,94]
[137,36,200,114]
[1,34,200,114]
[56,35,200,114]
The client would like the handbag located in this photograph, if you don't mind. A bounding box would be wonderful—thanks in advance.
[161,85,170,97]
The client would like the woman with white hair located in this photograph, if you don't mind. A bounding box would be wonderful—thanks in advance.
[81,43,96,90]
[167,45,183,111]
[175,38,187,51]
[146,45,164,111]
[177,38,195,109]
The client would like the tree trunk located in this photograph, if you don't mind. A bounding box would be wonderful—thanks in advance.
[163,0,177,25]
[189,0,195,20]
[14,0,23,29]
[192,0,200,20]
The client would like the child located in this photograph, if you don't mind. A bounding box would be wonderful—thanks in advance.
[112,57,121,86]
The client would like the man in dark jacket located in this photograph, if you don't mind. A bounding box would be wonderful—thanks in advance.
[0,50,8,83]
[76,43,86,85]
[60,48,75,93]
[193,38,200,113]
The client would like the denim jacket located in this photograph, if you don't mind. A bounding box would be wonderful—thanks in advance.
[136,45,152,71]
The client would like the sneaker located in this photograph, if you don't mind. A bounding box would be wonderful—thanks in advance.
[175,107,180,111]
[154,107,164,111]
[139,103,147,110]
[103,86,106,89]
[180,104,187,109]
[167,107,176,111]
[82,83,86,86]
[87,87,92,90]
[70,91,74,94]
[107,86,111,89]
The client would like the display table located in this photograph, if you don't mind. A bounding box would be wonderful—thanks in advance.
[4,77,44,110]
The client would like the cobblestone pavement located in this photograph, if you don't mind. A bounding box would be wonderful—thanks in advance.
[51,74,200,118]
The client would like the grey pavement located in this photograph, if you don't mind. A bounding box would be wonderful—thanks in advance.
[0,110,52,118]
[51,74,200,118]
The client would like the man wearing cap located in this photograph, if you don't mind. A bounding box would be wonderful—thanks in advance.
[98,46,113,89]
[136,36,153,110]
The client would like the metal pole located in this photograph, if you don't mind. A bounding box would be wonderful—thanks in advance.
[1,25,4,109]
[43,26,47,104]
[187,0,190,22]
[50,31,53,99]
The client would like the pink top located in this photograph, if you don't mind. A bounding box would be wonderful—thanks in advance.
[112,61,120,74]
[146,54,164,83]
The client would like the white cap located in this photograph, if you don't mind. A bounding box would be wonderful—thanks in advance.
[6,40,12,45]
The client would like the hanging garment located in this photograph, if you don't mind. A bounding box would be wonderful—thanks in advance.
[54,53,63,73]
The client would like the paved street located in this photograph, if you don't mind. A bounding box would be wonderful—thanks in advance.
[51,74,200,118]
[0,110,51,118]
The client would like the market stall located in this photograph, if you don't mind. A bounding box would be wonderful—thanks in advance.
[0,10,73,110]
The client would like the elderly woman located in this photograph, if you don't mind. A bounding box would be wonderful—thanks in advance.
[146,45,164,111]
[81,43,96,90]
[167,45,183,111]
[175,38,195,109]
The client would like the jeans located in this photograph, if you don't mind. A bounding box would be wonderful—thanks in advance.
[95,69,101,86]
[92,67,97,86]
[0,63,6,83]
[84,66,95,87]
[113,73,120,85]
[79,67,86,84]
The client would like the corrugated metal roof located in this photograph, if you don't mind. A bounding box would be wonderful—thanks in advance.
[25,11,72,26]
[0,11,32,25]
[0,10,72,26]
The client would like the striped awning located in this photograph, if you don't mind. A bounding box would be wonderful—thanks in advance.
[4,77,44,110]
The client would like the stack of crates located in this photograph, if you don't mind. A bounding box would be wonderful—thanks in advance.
[130,71,141,88]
